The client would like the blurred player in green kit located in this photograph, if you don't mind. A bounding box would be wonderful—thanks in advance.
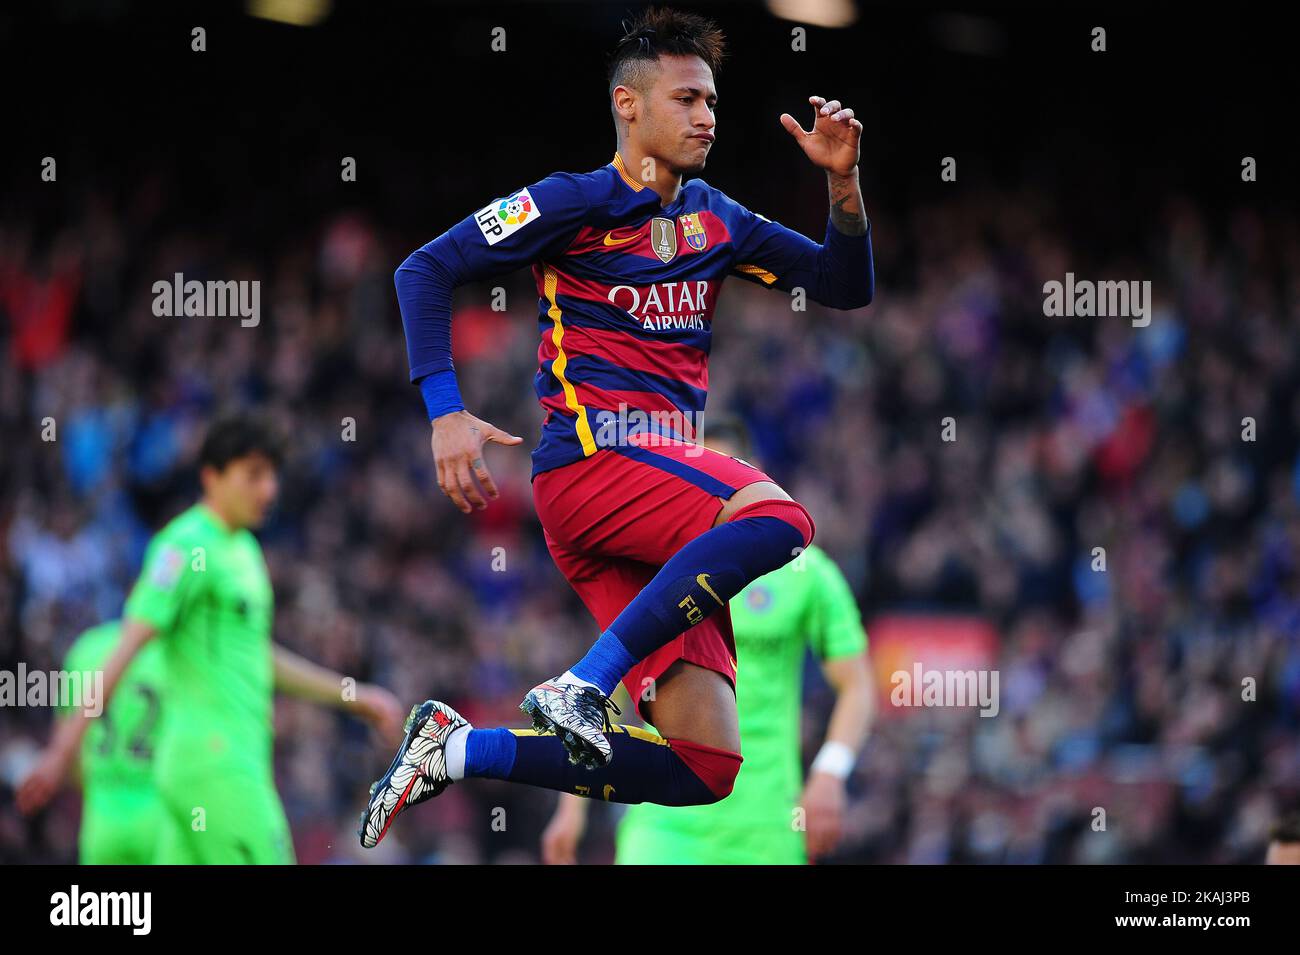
[57,620,166,864]
[19,415,405,863]
[541,419,875,864]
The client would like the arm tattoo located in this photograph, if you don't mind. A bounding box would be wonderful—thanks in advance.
[828,173,867,236]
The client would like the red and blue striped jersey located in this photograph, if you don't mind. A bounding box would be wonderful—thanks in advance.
[397,153,874,477]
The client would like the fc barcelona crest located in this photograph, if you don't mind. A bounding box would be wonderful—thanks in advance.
[650,217,677,263]
[679,213,708,252]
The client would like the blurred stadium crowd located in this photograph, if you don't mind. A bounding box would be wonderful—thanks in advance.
[2,153,1298,863]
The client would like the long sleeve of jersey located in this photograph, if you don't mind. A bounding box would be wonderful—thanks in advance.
[395,173,592,385]
[729,206,875,310]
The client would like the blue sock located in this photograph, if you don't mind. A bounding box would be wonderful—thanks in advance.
[569,630,638,695]
[464,727,516,778]
[568,514,807,695]
[464,726,734,806]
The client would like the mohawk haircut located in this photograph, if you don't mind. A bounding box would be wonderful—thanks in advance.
[607,7,726,130]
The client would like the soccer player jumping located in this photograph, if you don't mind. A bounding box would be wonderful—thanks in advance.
[362,6,874,848]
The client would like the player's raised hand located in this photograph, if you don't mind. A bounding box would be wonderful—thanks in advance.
[430,409,524,514]
[779,95,862,177]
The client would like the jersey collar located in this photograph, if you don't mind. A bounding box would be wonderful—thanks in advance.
[610,152,646,192]
[610,152,691,213]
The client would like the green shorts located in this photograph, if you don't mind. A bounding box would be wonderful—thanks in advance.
[80,788,165,865]
[154,765,295,865]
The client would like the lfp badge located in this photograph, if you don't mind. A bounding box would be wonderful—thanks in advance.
[496,191,533,225]
[679,213,708,251]
[475,187,541,245]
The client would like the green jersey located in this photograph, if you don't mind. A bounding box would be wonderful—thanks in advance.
[62,620,166,864]
[123,503,275,781]
[63,621,165,791]
[617,544,867,864]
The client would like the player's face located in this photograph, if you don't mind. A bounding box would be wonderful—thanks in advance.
[205,452,279,529]
[640,54,717,176]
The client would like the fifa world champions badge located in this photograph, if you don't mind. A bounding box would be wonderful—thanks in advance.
[650,216,678,263]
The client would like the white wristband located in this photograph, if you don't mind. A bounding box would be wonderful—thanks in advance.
[811,741,855,780]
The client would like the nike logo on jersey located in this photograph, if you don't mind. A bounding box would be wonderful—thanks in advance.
[602,231,640,247]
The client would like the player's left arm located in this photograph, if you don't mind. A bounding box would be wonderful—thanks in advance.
[800,548,874,860]
[21,534,201,812]
[53,638,96,791]
[272,644,405,740]
[16,618,156,814]
[803,652,873,859]
[730,95,873,309]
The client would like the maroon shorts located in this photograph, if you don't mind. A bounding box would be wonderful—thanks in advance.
[532,433,774,718]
